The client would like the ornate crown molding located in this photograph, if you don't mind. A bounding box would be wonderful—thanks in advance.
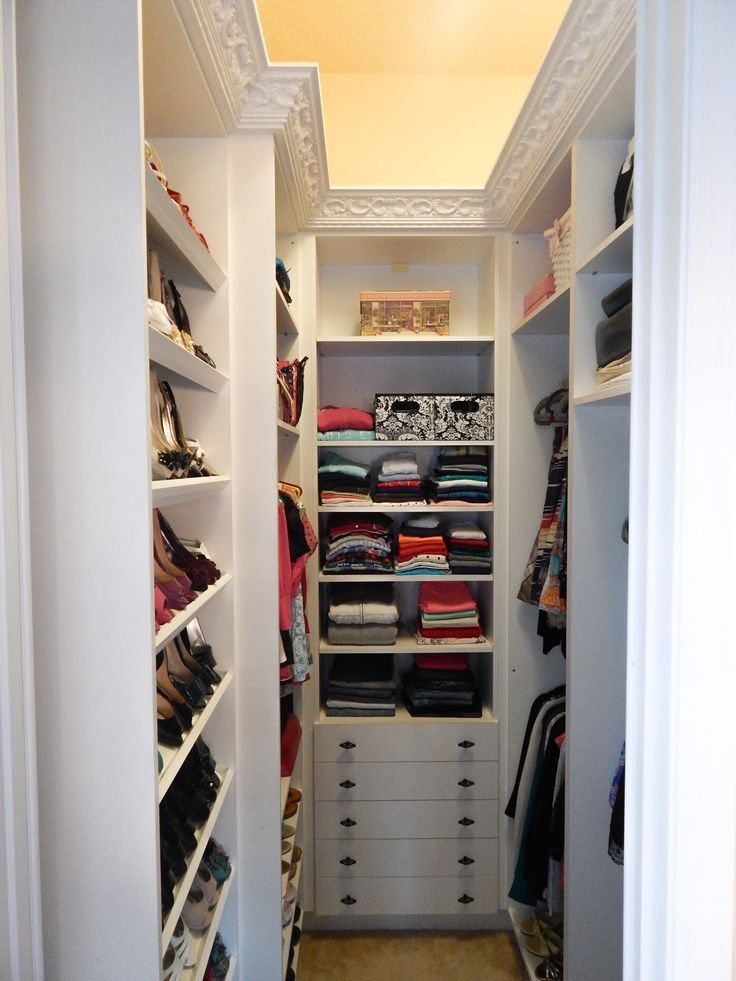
[176,0,636,231]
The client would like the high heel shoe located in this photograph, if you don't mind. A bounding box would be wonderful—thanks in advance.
[159,379,217,478]
[153,511,196,600]
[158,688,193,733]
[157,649,205,712]
[174,633,219,687]
[157,512,221,586]
[183,618,222,676]
[154,562,189,611]
[157,692,185,747]
[150,370,189,479]
[164,643,212,702]
[154,585,173,629]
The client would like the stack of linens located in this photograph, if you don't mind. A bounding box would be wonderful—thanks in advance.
[322,515,394,575]
[395,515,449,575]
[402,652,481,717]
[416,581,484,645]
[325,653,395,717]
[445,521,492,574]
[373,451,426,505]
[318,405,375,441]
[318,451,372,506]
[326,583,399,646]
[431,447,490,505]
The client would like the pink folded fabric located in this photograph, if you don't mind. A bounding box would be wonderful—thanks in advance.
[318,405,375,432]
[414,653,469,671]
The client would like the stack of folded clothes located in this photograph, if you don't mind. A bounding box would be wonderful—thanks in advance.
[326,583,399,646]
[317,405,375,441]
[431,447,490,505]
[444,521,492,574]
[322,515,394,575]
[395,515,449,575]
[318,451,372,506]
[402,652,481,717]
[373,451,426,505]
[324,653,395,717]
[415,581,485,645]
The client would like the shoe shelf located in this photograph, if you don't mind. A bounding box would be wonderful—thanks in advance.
[280,776,291,820]
[148,327,228,393]
[576,215,633,275]
[278,420,300,439]
[281,851,303,981]
[152,476,231,507]
[162,767,234,950]
[513,287,570,337]
[145,168,226,291]
[318,571,493,583]
[573,379,631,406]
[158,671,234,801]
[318,503,494,513]
[317,704,497,726]
[317,439,494,447]
[281,797,302,898]
[184,863,236,981]
[509,906,545,981]
[319,630,494,656]
[289,932,302,981]
[155,573,233,654]
[277,288,299,336]
[316,336,494,357]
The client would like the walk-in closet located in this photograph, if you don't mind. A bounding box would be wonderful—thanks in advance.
[1,0,734,979]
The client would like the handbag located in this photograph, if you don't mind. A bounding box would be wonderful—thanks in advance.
[277,357,308,426]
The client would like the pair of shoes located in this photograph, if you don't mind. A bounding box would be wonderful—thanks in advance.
[156,512,221,591]
[203,838,232,884]
[182,884,217,931]
[207,933,231,980]
[535,954,563,980]
[150,370,216,480]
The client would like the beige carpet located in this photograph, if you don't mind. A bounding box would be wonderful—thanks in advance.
[298,931,526,980]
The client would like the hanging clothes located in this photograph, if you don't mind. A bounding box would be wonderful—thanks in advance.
[608,745,625,865]
[278,487,317,685]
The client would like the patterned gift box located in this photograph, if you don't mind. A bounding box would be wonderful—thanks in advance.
[434,394,494,441]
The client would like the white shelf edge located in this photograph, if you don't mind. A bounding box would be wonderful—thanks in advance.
[576,215,634,275]
[317,335,494,356]
[148,326,228,392]
[277,287,299,335]
[155,573,233,654]
[281,798,303,897]
[282,853,304,980]
[319,632,494,656]
[162,768,234,949]
[280,776,291,820]
[187,863,236,981]
[278,420,300,438]
[318,572,493,583]
[573,379,631,405]
[317,439,493,447]
[513,287,570,336]
[158,671,234,801]
[318,503,494,513]
[316,703,497,726]
[145,167,226,291]
[508,906,545,981]
[152,476,231,506]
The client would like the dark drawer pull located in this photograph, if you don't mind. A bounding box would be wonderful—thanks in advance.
[458,740,475,749]
[339,741,356,750]
[458,817,475,827]
[340,895,357,906]
[458,779,475,788]
[340,818,357,828]
[458,894,475,905]
[340,857,356,866]
[458,856,475,866]
[339,780,356,789]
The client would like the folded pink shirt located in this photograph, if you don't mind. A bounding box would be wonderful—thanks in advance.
[318,405,375,432]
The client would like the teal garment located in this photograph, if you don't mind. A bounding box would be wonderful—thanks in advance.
[318,450,370,480]
[318,430,375,441]
[508,703,566,906]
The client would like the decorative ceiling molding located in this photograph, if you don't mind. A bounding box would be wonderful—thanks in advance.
[177,0,636,231]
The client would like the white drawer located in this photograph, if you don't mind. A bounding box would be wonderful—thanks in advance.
[316,875,498,916]
[315,799,499,839]
[315,761,498,801]
[314,721,497,763]
[316,837,498,879]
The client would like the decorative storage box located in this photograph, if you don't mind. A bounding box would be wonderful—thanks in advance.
[434,395,494,441]
[374,394,435,441]
[523,273,556,318]
[360,291,450,335]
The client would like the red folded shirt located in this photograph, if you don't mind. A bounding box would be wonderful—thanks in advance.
[418,581,477,614]
[414,653,469,671]
[318,405,375,432]
[418,625,483,638]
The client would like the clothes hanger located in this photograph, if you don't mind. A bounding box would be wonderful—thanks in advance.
[278,480,303,501]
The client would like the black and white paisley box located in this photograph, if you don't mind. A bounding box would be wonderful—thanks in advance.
[374,394,435,441]
[434,394,494,441]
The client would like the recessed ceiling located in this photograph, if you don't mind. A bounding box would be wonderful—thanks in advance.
[256,0,570,74]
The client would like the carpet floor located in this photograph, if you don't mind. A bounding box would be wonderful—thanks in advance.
[297,930,526,980]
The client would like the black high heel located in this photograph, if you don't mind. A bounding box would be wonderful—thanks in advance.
[157,649,206,712]
[173,634,218,690]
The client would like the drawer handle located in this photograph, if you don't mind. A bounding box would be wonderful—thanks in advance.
[458,779,475,788]
[458,856,475,866]
[340,818,357,828]
[458,740,475,749]
[339,741,356,750]
[458,817,475,827]
[339,780,356,789]
[458,894,475,905]
[340,857,356,866]
[340,895,357,906]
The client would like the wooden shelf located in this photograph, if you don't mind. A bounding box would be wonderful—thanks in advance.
[319,630,494,656]
[513,288,570,336]
[145,168,226,291]
[152,476,231,506]
[319,571,493,583]
[158,671,233,801]
[574,379,631,406]
[318,503,494,513]
[148,327,228,392]
[317,335,493,357]
[278,420,300,438]
[277,288,299,335]
[317,704,496,726]
[184,864,236,981]
[155,573,233,654]
[161,768,234,949]
[577,216,633,275]
[317,439,493,447]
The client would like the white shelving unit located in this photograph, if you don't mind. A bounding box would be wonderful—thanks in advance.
[185,865,237,981]
[151,476,231,506]
[148,326,228,392]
